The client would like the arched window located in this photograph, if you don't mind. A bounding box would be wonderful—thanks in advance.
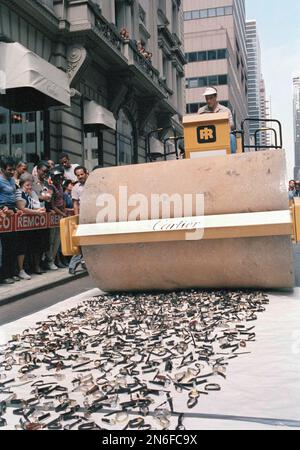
[116,108,136,165]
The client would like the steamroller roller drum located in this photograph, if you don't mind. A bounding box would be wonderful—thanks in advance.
[79,149,294,292]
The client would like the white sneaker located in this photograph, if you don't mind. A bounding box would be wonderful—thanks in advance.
[48,263,58,271]
[19,270,31,280]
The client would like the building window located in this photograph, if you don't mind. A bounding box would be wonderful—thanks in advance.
[12,134,23,144]
[162,56,169,81]
[184,6,233,21]
[187,101,231,114]
[191,10,200,20]
[186,49,227,63]
[208,8,217,18]
[200,9,208,19]
[198,51,207,62]
[115,0,126,30]
[224,6,233,15]
[208,75,218,85]
[25,112,36,122]
[116,109,136,166]
[26,133,36,143]
[187,103,201,114]
[187,52,197,63]
[208,50,217,60]
[0,114,7,124]
[217,49,227,59]
[186,74,228,89]
[0,106,46,164]
[218,75,228,85]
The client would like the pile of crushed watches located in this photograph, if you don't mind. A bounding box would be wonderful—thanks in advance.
[0,290,268,430]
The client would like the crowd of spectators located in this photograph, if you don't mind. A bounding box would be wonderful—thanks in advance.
[0,153,89,285]
[119,28,153,61]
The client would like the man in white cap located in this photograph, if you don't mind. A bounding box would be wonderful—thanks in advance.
[198,87,236,153]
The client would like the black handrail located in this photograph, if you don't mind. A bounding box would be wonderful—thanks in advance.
[241,118,283,152]
[146,126,177,162]
[163,136,184,160]
[254,127,278,152]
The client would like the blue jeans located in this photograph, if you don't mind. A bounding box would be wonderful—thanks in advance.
[69,254,82,271]
[230,134,237,154]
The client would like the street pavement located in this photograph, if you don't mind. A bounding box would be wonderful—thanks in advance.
[0,275,95,326]
[0,267,88,306]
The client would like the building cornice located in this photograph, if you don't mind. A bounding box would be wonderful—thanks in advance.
[1,0,59,35]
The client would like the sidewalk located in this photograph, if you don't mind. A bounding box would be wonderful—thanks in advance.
[0,268,88,306]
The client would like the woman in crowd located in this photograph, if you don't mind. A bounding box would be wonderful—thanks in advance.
[14,161,28,188]
[16,175,46,280]
[63,179,74,209]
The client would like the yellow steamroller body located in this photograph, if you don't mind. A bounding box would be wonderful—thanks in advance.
[61,113,300,292]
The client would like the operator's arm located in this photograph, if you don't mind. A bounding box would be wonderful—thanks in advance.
[73,199,80,216]
[228,110,235,130]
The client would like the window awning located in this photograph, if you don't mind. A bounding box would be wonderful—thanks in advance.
[84,100,116,131]
[0,42,71,111]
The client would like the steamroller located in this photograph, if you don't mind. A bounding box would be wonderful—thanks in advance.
[61,112,300,292]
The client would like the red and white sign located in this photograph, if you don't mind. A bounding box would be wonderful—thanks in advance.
[15,213,48,232]
[48,214,62,228]
[0,215,14,233]
[0,211,74,233]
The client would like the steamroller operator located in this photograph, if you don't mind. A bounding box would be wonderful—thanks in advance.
[198,87,237,154]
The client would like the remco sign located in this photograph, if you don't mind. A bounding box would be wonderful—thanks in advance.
[15,214,47,231]
[0,211,73,233]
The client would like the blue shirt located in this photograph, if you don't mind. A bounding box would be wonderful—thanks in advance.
[0,174,16,209]
[64,192,73,209]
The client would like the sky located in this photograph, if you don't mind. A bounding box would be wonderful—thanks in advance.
[245,0,300,178]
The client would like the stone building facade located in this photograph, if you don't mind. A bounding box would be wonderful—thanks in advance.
[0,0,185,171]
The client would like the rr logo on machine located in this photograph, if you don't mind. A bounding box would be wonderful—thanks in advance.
[197,125,216,143]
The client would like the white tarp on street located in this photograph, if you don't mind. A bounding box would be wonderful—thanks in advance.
[0,288,300,430]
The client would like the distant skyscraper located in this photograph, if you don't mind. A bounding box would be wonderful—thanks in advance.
[184,0,248,132]
[246,20,261,146]
[259,76,270,147]
[294,77,300,179]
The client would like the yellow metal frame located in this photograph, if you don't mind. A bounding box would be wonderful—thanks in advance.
[61,210,296,255]
[60,215,80,256]
[291,197,300,243]
[236,135,243,154]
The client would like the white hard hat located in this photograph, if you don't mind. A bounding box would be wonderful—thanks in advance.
[203,87,218,97]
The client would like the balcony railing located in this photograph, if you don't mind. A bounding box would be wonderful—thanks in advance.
[121,41,172,99]
[94,15,123,53]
